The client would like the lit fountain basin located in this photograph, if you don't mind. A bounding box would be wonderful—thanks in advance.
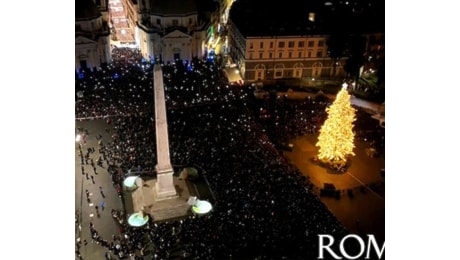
[128,212,149,227]
[192,200,213,215]
[123,176,140,190]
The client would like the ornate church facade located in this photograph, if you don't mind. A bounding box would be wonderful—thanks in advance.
[136,0,208,63]
[75,0,111,72]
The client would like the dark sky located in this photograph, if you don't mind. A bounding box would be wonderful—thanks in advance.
[229,0,384,36]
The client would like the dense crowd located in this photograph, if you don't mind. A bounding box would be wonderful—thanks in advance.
[76,47,245,120]
[255,94,385,156]
[76,48,364,259]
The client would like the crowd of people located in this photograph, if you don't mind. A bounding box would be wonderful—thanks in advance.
[75,48,369,259]
[76,47,246,121]
[254,93,385,156]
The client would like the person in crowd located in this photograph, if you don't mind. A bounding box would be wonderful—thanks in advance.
[76,47,381,259]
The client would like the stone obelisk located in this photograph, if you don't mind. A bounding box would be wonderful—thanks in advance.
[153,64,177,199]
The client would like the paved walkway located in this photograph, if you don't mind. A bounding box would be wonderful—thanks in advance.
[75,90,385,257]
[109,0,135,45]
[284,133,385,243]
[75,119,124,259]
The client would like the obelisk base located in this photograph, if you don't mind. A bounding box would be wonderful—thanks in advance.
[154,169,178,200]
[129,176,192,222]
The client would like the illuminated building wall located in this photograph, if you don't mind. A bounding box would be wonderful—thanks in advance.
[136,0,208,62]
[227,23,347,82]
[76,0,112,71]
[226,1,348,83]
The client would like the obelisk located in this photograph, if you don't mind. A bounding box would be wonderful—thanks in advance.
[153,64,177,199]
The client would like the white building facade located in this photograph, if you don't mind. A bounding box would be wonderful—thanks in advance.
[227,19,347,83]
[136,0,207,63]
[75,0,111,71]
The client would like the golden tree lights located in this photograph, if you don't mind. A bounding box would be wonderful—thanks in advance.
[316,85,356,169]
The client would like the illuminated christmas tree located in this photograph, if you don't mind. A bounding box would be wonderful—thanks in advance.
[316,84,356,170]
